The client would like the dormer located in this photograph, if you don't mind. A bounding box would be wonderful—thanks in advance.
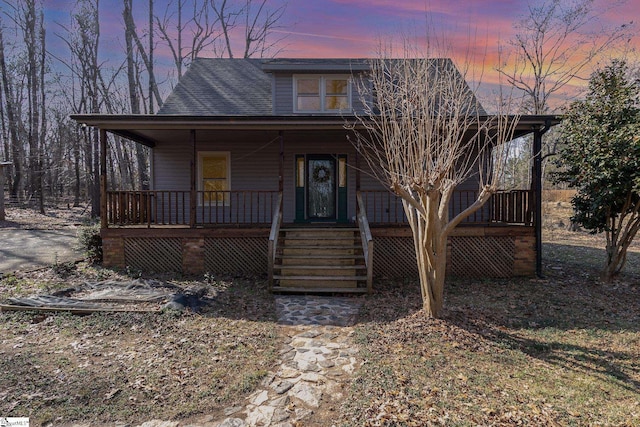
[261,59,370,115]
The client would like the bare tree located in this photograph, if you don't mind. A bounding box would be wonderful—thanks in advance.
[497,0,633,196]
[57,0,102,216]
[0,23,23,198]
[350,45,520,318]
[498,0,632,115]
[211,0,286,58]
[123,0,150,189]
[122,0,163,110]
[148,0,154,113]
[241,0,286,58]
[2,0,48,212]
[155,0,219,77]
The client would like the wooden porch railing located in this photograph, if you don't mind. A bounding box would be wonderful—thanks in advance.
[490,190,533,225]
[359,189,533,226]
[106,190,279,227]
[356,192,374,293]
[268,193,283,290]
[106,188,532,228]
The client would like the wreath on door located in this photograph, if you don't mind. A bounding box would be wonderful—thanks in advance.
[312,164,331,183]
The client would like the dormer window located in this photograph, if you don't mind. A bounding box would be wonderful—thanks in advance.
[294,75,351,113]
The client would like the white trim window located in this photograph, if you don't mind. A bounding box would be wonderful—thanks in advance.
[198,151,230,205]
[294,75,351,113]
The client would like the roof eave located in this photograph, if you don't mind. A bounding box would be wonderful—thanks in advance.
[69,114,562,136]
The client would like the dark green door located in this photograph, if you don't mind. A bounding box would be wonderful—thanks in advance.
[307,156,336,220]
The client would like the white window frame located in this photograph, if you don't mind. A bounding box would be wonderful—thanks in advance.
[197,151,231,206]
[293,75,352,113]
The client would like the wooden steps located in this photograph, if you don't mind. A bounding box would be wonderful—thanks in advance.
[272,227,368,292]
[271,286,369,294]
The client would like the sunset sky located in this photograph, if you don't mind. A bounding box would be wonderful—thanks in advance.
[37,0,640,106]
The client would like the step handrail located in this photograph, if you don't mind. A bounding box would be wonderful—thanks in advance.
[268,192,283,290]
[356,192,374,293]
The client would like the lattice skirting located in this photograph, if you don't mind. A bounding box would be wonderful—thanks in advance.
[124,238,182,272]
[450,236,515,278]
[113,232,522,278]
[374,235,517,278]
[373,237,418,278]
[204,238,268,274]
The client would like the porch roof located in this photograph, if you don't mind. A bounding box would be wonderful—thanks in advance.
[70,114,562,148]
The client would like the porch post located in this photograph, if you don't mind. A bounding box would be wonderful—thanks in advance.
[532,127,543,277]
[279,131,284,193]
[355,150,361,191]
[190,129,196,227]
[100,128,108,229]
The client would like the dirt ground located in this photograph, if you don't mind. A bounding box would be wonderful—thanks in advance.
[1,197,639,426]
[0,205,89,230]
[0,206,88,272]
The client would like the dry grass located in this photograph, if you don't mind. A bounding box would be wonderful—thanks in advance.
[341,267,639,425]
[2,202,639,426]
[0,265,280,426]
[544,189,576,204]
[340,200,639,426]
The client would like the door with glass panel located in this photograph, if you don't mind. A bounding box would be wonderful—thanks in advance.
[307,155,336,219]
[295,154,347,222]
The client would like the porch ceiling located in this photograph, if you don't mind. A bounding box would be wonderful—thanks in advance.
[70,114,562,147]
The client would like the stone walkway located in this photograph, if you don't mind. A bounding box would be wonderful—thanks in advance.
[132,295,364,427]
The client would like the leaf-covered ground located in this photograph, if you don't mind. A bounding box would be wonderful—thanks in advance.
[1,202,639,426]
[0,265,280,426]
[339,229,640,426]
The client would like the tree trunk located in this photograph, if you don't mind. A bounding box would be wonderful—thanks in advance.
[37,9,46,214]
[406,199,447,318]
[603,217,640,281]
[0,27,22,198]
[123,0,150,190]
[148,0,154,113]
[414,236,447,318]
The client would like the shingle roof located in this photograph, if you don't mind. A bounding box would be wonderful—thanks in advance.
[157,57,485,116]
[158,58,272,115]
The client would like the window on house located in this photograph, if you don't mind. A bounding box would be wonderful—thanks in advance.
[294,75,351,112]
[198,152,230,204]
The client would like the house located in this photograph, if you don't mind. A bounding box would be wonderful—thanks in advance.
[71,58,560,293]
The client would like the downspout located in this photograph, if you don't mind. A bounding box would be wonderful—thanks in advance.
[532,120,551,277]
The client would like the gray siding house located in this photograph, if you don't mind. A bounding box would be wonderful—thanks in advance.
[72,58,559,293]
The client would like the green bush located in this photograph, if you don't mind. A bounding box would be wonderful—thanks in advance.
[77,223,102,263]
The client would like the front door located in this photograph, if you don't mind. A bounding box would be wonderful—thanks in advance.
[307,155,336,220]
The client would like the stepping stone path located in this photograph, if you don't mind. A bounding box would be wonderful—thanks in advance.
[132,295,364,427]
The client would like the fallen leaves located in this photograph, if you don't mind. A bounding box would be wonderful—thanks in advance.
[0,271,281,425]
[340,240,640,426]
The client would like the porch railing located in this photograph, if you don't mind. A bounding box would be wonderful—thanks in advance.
[359,189,533,226]
[106,190,279,227]
[268,193,283,289]
[105,188,532,227]
[356,192,374,293]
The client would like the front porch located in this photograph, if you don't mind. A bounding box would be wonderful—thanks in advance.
[67,114,561,293]
[100,189,536,293]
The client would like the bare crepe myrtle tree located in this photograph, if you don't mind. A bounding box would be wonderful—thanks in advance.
[349,46,521,318]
